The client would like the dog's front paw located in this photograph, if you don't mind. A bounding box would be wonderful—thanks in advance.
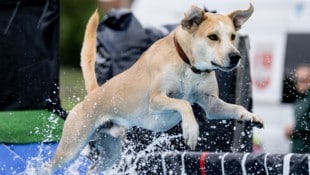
[239,111,264,128]
[182,121,199,150]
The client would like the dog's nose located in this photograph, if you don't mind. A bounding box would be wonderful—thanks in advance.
[229,52,241,65]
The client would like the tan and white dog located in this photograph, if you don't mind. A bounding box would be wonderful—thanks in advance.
[47,4,263,173]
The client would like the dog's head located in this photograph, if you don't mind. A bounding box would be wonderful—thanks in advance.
[180,4,254,72]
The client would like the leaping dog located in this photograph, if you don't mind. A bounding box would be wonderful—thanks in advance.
[46,4,263,174]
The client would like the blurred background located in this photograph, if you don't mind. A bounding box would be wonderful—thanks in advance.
[59,0,310,153]
[59,1,95,110]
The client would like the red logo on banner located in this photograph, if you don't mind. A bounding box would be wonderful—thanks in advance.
[253,51,273,89]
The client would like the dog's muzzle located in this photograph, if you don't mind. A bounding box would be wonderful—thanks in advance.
[229,52,241,67]
[211,52,241,71]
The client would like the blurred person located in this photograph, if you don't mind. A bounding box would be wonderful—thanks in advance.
[285,64,310,153]
[95,0,180,86]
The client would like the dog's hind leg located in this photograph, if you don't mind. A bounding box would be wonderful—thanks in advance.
[87,125,124,174]
[46,102,110,173]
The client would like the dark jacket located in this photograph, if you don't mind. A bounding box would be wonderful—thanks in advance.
[95,8,169,84]
[0,0,66,118]
[292,90,310,153]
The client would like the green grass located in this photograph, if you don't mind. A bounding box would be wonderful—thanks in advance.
[59,66,86,110]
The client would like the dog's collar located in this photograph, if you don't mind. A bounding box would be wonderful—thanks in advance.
[173,32,212,74]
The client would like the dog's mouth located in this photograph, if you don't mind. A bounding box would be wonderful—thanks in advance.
[211,61,237,72]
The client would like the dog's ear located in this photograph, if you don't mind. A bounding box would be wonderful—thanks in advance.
[228,3,254,31]
[181,5,205,32]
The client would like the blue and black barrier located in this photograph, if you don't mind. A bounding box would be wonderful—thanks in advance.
[1,141,309,174]
[132,152,309,175]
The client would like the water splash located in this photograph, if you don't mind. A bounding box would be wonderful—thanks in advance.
[15,112,89,175]
[105,133,184,174]
[19,121,183,174]
[20,143,90,175]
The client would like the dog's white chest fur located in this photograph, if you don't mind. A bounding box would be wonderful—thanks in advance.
[128,69,199,131]
[164,68,208,101]
[136,69,208,131]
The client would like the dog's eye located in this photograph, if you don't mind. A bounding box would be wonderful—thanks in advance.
[208,34,219,41]
[231,34,236,41]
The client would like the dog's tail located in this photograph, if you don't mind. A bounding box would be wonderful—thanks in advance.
[80,9,99,93]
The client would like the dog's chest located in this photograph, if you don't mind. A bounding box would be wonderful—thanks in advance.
[164,69,202,100]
